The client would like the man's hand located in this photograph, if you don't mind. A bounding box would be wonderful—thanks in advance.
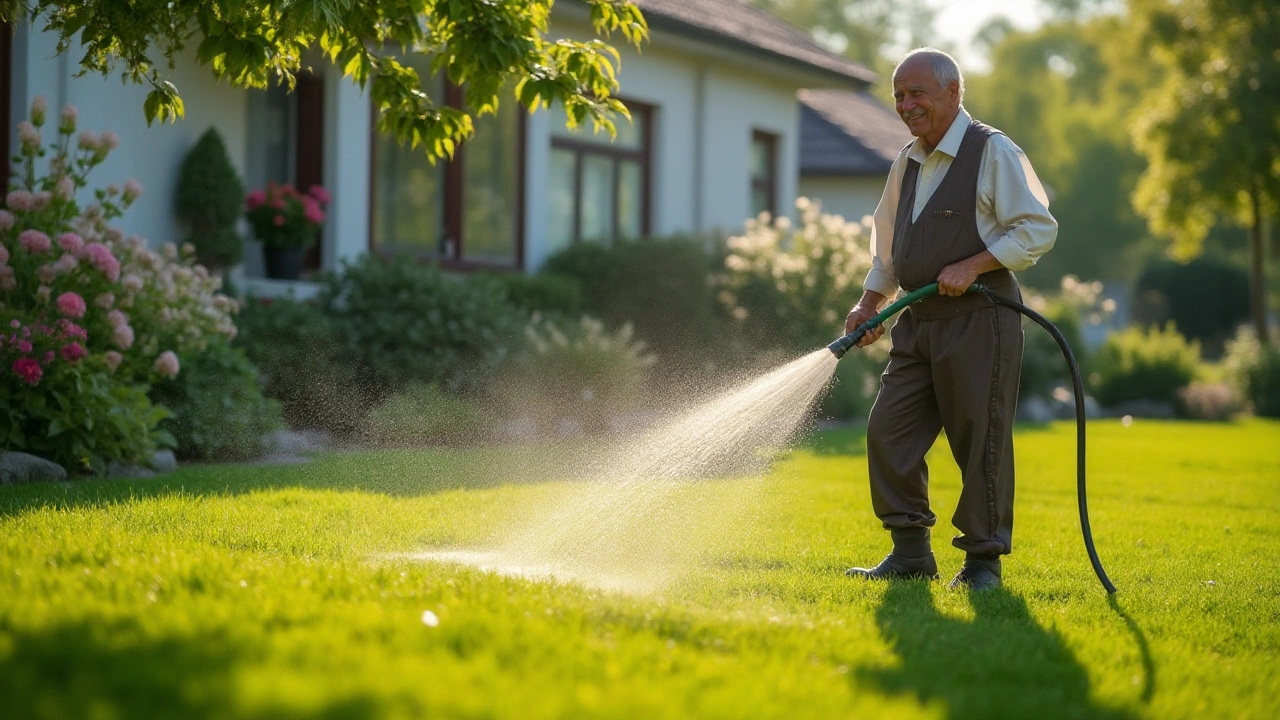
[937,250,1004,296]
[844,289,889,348]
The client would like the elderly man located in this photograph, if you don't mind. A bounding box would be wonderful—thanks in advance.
[844,48,1057,590]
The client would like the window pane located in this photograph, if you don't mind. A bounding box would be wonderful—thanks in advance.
[750,135,772,180]
[752,186,771,218]
[548,148,577,253]
[462,98,519,265]
[618,160,642,240]
[371,69,445,255]
[581,155,615,243]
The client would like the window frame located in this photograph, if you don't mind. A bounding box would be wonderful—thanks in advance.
[750,129,778,218]
[366,82,527,272]
[549,98,653,245]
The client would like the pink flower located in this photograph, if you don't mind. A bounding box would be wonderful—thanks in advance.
[57,292,86,318]
[103,351,123,372]
[60,341,87,364]
[8,319,18,329]
[19,229,51,254]
[302,197,325,224]
[13,357,42,385]
[57,319,87,339]
[123,179,143,202]
[308,185,331,204]
[269,196,286,210]
[0,267,16,291]
[95,293,115,309]
[31,191,52,210]
[42,350,55,365]
[77,130,99,149]
[107,309,129,329]
[123,274,144,293]
[31,96,48,126]
[55,175,75,201]
[57,232,85,253]
[37,264,57,283]
[273,214,285,226]
[81,242,121,282]
[59,105,78,132]
[17,339,33,353]
[111,324,134,350]
[6,190,34,212]
[0,210,13,232]
[154,350,180,379]
[245,189,267,210]
[17,121,40,150]
[35,285,51,302]
[102,131,120,149]
[52,254,78,274]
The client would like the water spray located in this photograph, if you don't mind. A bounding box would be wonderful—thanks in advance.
[828,282,1117,594]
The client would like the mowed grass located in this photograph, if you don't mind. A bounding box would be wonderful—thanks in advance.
[1,419,1278,720]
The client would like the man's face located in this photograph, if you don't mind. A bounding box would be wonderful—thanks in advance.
[892,58,960,141]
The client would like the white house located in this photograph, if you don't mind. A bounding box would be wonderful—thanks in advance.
[3,1,877,292]
[797,88,912,224]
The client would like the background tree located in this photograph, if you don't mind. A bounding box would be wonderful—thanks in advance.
[0,0,648,161]
[1129,0,1279,345]
[749,0,936,76]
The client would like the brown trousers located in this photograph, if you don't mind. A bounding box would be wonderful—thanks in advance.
[866,303,1023,556]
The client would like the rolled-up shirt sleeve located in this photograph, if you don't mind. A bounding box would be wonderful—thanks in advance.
[862,150,907,299]
[981,136,1057,272]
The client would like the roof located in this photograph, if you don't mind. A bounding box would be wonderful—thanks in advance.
[628,0,877,85]
[798,89,913,175]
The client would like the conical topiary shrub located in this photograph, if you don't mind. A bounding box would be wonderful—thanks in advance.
[175,127,245,269]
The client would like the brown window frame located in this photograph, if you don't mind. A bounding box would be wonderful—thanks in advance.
[367,82,527,272]
[750,130,778,218]
[549,99,653,245]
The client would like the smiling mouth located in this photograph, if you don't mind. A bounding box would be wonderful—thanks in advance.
[904,112,926,122]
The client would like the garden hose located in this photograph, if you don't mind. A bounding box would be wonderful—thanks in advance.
[828,282,1118,594]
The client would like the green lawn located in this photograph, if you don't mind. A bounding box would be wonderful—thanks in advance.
[2,419,1278,719]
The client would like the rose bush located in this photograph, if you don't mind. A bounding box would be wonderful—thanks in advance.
[2,98,251,470]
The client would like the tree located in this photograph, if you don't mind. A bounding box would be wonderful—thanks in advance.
[175,128,245,270]
[748,0,936,74]
[1130,0,1279,345]
[0,0,648,161]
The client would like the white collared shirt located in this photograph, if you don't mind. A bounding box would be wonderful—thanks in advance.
[862,107,1058,299]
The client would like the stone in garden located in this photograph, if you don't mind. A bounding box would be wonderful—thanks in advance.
[1016,396,1054,424]
[0,451,68,485]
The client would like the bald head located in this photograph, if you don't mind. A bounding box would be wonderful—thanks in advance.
[891,48,964,152]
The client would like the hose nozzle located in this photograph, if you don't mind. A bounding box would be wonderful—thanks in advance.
[828,327,869,359]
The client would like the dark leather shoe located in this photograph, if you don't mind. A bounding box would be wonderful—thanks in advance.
[948,562,1002,591]
[846,553,938,581]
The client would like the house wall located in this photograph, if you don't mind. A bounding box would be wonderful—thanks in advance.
[10,23,249,250]
[798,175,886,224]
[525,17,806,270]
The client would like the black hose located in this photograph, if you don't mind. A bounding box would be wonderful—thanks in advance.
[978,287,1117,594]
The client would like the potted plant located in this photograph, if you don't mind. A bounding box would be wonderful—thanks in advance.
[244,182,329,280]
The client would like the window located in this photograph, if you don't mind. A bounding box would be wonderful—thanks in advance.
[750,130,777,218]
[259,73,326,271]
[369,57,523,269]
[546,101,650,252]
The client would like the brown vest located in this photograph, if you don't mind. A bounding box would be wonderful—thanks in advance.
[891,119,1019,320]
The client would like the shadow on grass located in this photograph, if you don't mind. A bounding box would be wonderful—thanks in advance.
[0,441,590,519]
[1108,595,1156,704]
[0,619,380,720]
[859,582,1133,720]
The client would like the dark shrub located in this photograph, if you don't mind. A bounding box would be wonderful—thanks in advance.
[153,338,283,460]
[540,237,725,374]
[365,382,492,447]
[174,128,245,269]
[234,294,365,434]
[1092,324,1199,406]
[1135,256,1250,356]
[318,255,524,395]
[480,271,584,317]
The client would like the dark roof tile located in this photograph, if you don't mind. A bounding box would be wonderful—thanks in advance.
[798,89,913,175]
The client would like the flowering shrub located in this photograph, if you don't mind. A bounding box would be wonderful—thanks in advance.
[716,198,874,351]
[1019,275,1117,399]
[2,98,241,470]
[245,182,329,248]
[1092,323,1200,407]
[1223,327,1280,418]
